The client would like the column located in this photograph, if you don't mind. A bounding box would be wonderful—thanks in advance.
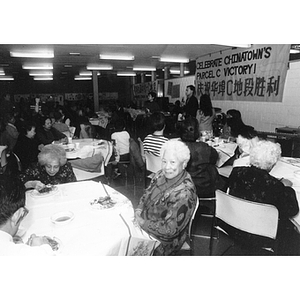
[151,71,156,81]
[92,71,99,112]
[180,63,184,77]
[164,67,169,80]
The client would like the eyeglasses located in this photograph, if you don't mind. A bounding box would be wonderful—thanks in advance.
[16,207,29,226]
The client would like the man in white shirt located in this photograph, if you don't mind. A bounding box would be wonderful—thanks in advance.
[0,175,54,256]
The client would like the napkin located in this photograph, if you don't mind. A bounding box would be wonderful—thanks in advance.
[70,153,104,172]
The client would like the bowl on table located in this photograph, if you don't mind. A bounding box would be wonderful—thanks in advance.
[62,143,75,152]
[51,211,74,225]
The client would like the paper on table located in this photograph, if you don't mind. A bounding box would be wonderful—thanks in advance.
[215,143,238,168]
[280,157,300,168]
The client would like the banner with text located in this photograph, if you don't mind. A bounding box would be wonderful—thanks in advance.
[195,44,290,102]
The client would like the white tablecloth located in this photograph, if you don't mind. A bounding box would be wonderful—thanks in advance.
[65,139,111,161]
[124,108,146,121]
[22,181,158,255]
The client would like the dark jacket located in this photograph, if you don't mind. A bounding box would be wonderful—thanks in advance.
[184,95,198,118]
[228,166,299,219]
[185,141,220,198]
[36,127,66,145]
[14,134,40,170]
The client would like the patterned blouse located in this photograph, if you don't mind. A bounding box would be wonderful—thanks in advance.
[136,170,197,256]
[19,162,77,186]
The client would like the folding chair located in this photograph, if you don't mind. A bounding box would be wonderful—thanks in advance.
[211,190,279,255]
[178,197,199,255]
[0,146,8,174]
[137,137,161,187]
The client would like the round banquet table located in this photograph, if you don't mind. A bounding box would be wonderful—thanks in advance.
[21,181,159,255]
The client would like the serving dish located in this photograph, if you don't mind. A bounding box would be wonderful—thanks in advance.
[30,186,59,198]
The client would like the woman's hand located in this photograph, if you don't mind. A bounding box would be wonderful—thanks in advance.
[26,234,50,247]
[25,180,45,190]
[134,210,145,227]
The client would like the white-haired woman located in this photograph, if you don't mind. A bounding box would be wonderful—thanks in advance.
[19,144,77,191]
[228,140,299,254]
[135,140,198,256]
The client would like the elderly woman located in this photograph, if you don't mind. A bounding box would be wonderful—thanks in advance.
[36,116,68,146]
[135,140,198,256]
[19,144,77,190]
[228,140,299,254]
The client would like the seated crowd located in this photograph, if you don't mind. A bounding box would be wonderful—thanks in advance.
[0,90,299,256]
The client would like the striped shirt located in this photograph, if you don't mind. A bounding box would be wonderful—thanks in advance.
[143,134,169,157]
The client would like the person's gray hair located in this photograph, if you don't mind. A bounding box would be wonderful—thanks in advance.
[38,144,67,166]
[160,140,190,163]
[250,140,281,171]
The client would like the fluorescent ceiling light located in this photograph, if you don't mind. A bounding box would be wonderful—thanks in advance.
[23,63,53,70]
[64,64,72,68]
[29,71,53,76]
[170,69,190,75]
[87,64,113,70]
[290,49,300,54]
[79,71,100,76]
[159,57,189,63]
[99,54,134,61]
[10,50,54,58]
[218,44,252,48]
[117,72,136,77]
[170,70,190,75]
[33,77,53,80]
[133,67,156,71]
[0,76,14,80]
[75,76,92,80]
[0,72,5,76]
[69,52,80,55]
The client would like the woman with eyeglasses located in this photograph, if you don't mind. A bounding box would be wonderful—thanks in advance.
[19,144,77,191]
[0,175,55,255]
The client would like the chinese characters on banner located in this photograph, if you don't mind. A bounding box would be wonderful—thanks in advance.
[195,44,290,102]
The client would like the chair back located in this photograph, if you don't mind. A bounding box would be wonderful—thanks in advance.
[215,190,279,240]
[179,197,199,253]
[145,152,161,174]
[0,146,8,170]
[69,126,76,138]
[137,137,145,163]
[188,197,199,239]
[80,124,92,138]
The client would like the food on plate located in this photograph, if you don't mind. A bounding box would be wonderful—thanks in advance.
[90,196,116,209]
[38,185,54,194]
[45,236,60,251]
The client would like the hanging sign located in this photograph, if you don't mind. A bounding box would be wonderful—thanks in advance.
[195,44,290,102]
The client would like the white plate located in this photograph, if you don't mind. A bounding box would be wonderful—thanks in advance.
[30,186,59,198]
[90,196,117,210]
[51,211,74,225]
